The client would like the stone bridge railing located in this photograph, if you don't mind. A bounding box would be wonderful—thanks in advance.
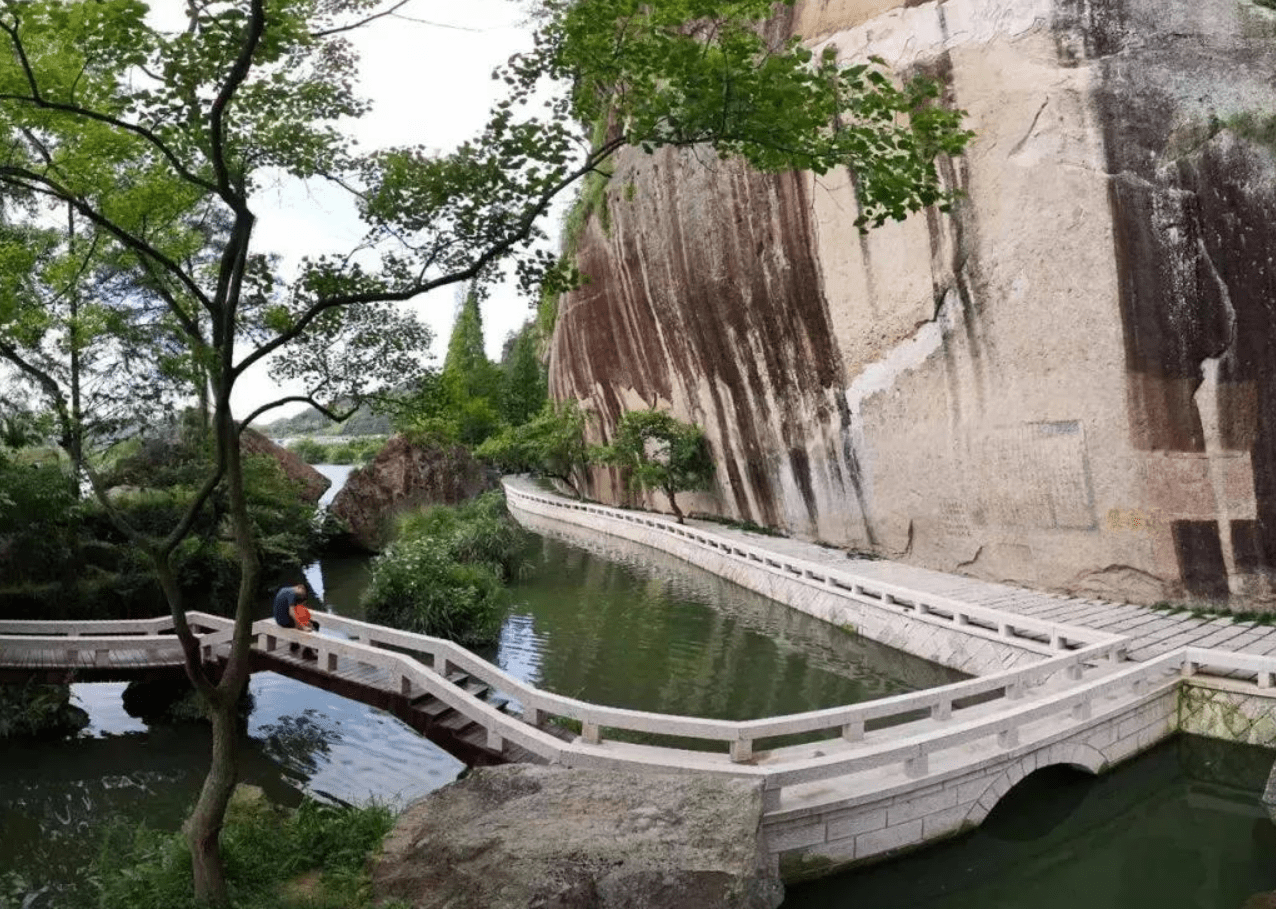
[0,613,233,668]
[7,606,1276,875]
[501,481,1123,663]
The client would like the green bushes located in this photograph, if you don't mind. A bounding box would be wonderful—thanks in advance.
[287,437,386,465]
[287,438,328,464]
[95,793,396,909]
[0,681,88,739]
[0,429,324,619]
[395,492,526,579]
[0,456,82,584]
[362,492,526,648]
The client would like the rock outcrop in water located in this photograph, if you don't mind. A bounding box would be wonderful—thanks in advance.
[548,0,1276,610]
[371,764,783,909]
[329,436,494,551]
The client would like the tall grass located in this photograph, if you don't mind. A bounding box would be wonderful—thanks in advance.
[94,796,398,909]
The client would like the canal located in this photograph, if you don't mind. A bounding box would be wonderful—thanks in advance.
[1,469,1273,907]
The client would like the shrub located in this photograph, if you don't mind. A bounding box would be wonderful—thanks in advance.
[362,492,526,647]
[363,540,506,648]
[287,438,328,464]
[0,457,82,584]
[0,681,89,739]
[396,491,526,580]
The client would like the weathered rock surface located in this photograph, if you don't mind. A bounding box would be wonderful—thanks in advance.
[1262,759,1276,825]
[371,765,783,909]
[241,429,330,505]
[329,436,494,551]
[548,0,1276,610]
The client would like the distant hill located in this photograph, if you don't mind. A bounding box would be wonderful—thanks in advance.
[257,402,392,438]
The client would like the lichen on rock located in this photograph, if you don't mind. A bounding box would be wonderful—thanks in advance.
[371,764,784,909]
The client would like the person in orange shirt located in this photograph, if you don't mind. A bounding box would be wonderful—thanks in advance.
[272,583,318,658]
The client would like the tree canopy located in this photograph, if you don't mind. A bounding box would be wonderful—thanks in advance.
[598,408,714,523]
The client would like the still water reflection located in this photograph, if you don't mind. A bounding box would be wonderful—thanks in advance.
[784,736,1276,909]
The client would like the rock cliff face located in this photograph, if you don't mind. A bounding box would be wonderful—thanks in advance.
[548,0,1276,608]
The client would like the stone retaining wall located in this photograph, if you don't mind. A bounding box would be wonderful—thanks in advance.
[508,486,1053,676]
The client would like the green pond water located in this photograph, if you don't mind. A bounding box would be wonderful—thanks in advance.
[1,475,1274,907]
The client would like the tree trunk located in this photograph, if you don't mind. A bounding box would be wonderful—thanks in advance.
[184,692,240,905]
[666,486,684,524]
[180,371,261,903]
[554,473,581,500]
[67,204,84,485]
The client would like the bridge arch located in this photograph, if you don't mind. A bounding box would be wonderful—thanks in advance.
[963,743,1107,827]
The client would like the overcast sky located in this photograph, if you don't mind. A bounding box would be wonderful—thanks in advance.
[236,0,548,421]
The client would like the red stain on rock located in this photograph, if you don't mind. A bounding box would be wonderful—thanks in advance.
[549,146,852,532]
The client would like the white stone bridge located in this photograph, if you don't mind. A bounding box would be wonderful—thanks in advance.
[3,478,1276,880]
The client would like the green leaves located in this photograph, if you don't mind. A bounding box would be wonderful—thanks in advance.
[595,408,713,521]
[504,0,972,231]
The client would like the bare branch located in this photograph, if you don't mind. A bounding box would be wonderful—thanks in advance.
[236,395,357,434]
[206,0,265,202]
[235,134,628,379]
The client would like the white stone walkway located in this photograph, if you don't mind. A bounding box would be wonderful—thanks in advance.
[649,515,1276,665]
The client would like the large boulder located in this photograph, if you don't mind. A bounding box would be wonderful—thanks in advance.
[329,436,494,552]
[371,764,783,909]
[241,429,330,505]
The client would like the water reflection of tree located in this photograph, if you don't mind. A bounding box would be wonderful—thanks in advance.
[502,520,964,722]
[256,710,340,782]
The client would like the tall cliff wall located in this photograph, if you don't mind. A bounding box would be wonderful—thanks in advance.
[547,0,1276,609]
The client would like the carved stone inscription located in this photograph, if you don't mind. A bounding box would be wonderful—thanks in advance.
[971,422,1097,531]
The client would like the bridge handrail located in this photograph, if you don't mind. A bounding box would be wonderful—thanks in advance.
[312,611,1124,760]
[1181,647,1276,686]
[503,481,1121,652]
[0,612,228,638]
[8,611,1276,815]
[758,650,1186,796]
[265,617,1260,814]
